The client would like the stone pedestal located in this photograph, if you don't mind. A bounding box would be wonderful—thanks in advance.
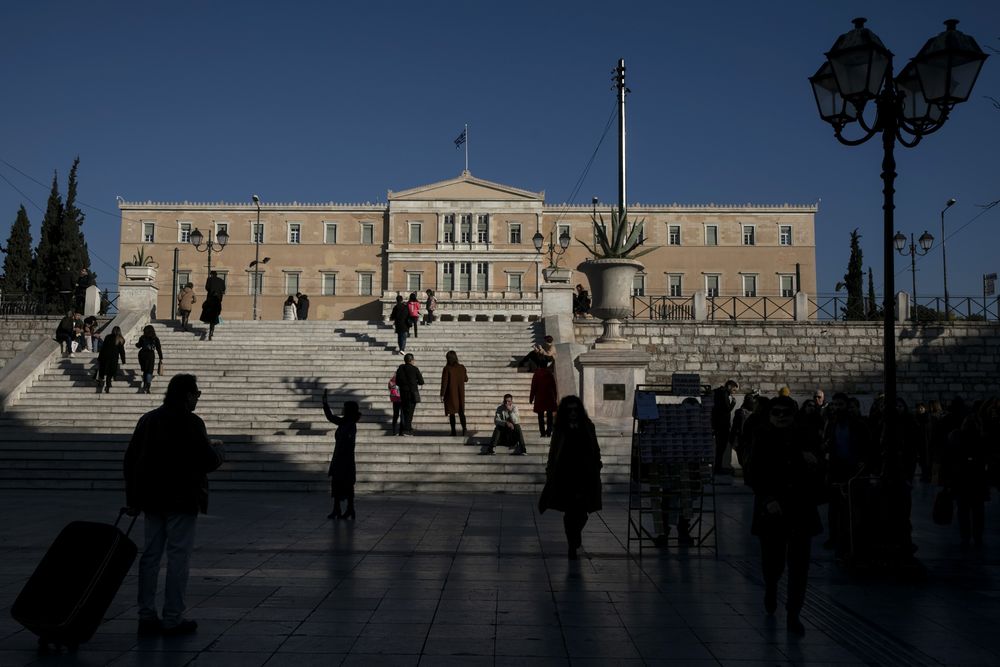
[897,292,909,322]
[119,269,159,318]
[693,291,708,320]
[577,348,650,431]
[794,292,809,321]
[84,285,101,317]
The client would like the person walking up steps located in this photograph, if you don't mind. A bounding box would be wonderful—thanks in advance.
[176,283,196,331]
[407,292,421,338]
[96,325,126,393]
[390,294,410,354]
[136,325,163,394]
[395,353,424,436]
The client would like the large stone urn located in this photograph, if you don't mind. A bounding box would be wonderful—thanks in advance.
[578,257,643,348]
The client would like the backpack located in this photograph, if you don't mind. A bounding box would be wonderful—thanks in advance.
[407,301,420,317]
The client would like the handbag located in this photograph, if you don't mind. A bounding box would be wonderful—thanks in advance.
[932,488,954,526]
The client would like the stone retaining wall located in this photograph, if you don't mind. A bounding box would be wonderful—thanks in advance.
[573,320,1000,403]
[0,318,59,371]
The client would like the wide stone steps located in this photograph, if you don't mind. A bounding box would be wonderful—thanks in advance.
[0,319,626,493]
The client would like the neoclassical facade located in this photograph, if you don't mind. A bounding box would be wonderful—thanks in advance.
[118,171,818,321]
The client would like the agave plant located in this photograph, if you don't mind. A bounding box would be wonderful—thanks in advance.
[578,208,657,260]
[122,245,158,268]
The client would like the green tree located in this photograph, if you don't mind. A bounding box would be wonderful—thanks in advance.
[866,267,880,320]
[1,205,33,294]
[843,229,865,320]
[60,157,89,273]
[32,171,64,306]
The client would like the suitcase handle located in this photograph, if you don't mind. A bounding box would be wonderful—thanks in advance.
[115,507,138,537]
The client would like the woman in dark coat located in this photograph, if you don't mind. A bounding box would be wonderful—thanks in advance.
[746,395,825,636]
[95,325,126,393]
[538,395,602,559]
[943,415,990,547]
[440,350,468,436]
[322,390,361,520]
[529,365,558,437]
[135,325,163,394]
[199,294,222,341]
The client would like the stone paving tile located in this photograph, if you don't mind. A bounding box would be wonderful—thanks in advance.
[0,486,997,666]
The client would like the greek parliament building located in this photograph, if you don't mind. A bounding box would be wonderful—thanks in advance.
[117,171,818,322]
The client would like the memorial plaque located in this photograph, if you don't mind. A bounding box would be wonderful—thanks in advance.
[603,384,626,401]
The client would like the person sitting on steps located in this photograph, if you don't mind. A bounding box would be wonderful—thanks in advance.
[480,394,526,455]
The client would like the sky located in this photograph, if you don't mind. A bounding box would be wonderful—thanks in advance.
[1,1,998,300]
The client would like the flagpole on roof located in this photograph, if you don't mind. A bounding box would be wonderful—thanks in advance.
[465,123,469,172]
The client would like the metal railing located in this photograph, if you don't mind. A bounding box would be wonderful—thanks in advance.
[632,295,694,320]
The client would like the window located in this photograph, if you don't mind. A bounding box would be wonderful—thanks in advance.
[742,275,757,297]
[324,222,338,244]
[178,222,192,244]
[358,272,373,296]
[460,214,472,243]
[705,225,718,246]
[475,262,488,290]
[458,261,472,290]
[361,223,374,245]
[742,225,755,246]
[668,225,681,246]
[509,223,522,244]
[443,214,455,243]
[252,222,265,244]
[322,273,337,296]
[176,271,191,294]
[668,274,682,297]
[779,225,792,246]
[408,222,421,244]
[507,273,523,293]
[249,272,262,296]
[288,223,301,245]
[284,272,300,295]
[406,272,422,292]
[442,262,454,290]
[142,222,155,243]
[477,215,489,243]
[632,273,645,296]
[780,275,795,297]
[705,275,720,297]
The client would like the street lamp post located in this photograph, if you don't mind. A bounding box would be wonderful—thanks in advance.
[533,227,571,268]
[894,230,934,321]
[810,18,986,447]
[189,226,229,277]
[252,194,262,321]
[940,197,956,317]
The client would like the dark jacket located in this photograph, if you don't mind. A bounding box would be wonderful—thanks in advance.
[97,336,126,377]
[323,405,357,499]
[748,421,825,538]
[296,296,310,320]
[136,335,163,372]
[124,404,224,514]
[205,275,226,300]
[711,386,736,434]
[541,422,603,513]
[390,302,410,333]
[395,363,424,404]
[530,369,558,414]
[200,294,222,325]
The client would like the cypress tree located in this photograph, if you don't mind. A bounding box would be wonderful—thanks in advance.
[61,157,90,273]
[866,267,880,319]
[843,229,865,320]
[1,205,33,295]
[33,171,65,307]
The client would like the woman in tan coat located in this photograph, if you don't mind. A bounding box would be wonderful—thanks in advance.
[440,350,468,436]
[176,283,196,331]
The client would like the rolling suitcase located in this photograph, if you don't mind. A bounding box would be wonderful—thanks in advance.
[11,508,137,652]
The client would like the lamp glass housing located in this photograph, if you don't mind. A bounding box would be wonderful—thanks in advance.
[918,231,934,251]
[558,231,570,249]
[189,228,203,248]
[896,61,944,127]
[217,228,229,248]
[532,231,544,252]
[810,62,859,125]
[893,231,907,251]
[913,20,987,106]
[826,18,891,103]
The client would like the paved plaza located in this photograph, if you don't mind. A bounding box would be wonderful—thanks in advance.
[0,482,997,666]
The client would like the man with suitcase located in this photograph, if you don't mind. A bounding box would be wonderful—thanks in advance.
[124,374,225,636]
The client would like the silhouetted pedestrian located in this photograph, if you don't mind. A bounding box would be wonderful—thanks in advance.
[440,350,468,436]
[199,294,222,341]
[746,396,825,636]
[323,391,360,520]
[390,294,409,354]
[712,379,739,474]
[943,415,989,547]
[177,283,196,331]
[96,325,126,393]
[204,271,226,302]
[296,294,310,320]
[388,372,401,435]
[395,353,424,436]
[124,374,225,636]
[538,396,602,560]
[136,325,163,394]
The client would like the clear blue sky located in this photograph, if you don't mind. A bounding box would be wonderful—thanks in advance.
[1,1,998,299]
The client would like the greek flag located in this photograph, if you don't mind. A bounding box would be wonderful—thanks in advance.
[454,129,467,148]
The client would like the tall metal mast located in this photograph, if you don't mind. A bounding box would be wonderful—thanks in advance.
[615,59,628,215]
